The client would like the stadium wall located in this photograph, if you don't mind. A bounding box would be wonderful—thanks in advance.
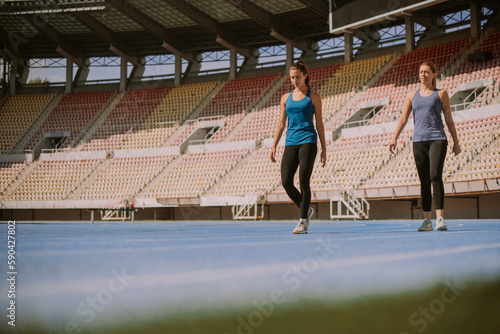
[2,192,499,222]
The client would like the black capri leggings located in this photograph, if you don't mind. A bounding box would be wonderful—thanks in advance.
[281,143,317,219]
[413,140,448,212]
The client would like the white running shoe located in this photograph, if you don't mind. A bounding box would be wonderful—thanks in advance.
[305,207,314,228]
[293,218,308,234]
[435,217,448,231]
[418,218,433,231]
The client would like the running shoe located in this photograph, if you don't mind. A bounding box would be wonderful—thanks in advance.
[305,207,314,228]
[418,218,433,231]
[293,218,308,234]
[435,217,448,231]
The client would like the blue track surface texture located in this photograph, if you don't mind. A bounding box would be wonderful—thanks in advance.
[1,219,500,331]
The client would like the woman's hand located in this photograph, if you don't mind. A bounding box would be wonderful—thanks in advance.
[320,148,326,167]
[453,142,461,156]
[389,140,397,154]
[270,146,277,163]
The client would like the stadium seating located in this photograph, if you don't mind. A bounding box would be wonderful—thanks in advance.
[442,32,500,109]
[376,37,476,87]
[262,64,341,109]
[82,87,171,152]
[148,148,253,199]
[209,113,247,143]
[0,160,29,196]
[445,115,500,181]
[320,55,395,129]
[228,64,342,144]
[25,91,116,151]
[122,81,218,149]
[320,54,394,96]
[0,94,55,153]
[211,145,284,196]
[230,106,281,143]
[228,58,393,145]
[352,37,477,125]
[157,75,281,148]
[309,131,411,192]
[199,74,281,118]
[364,116,500,188]
[8,158,104,201]
[77,154,177,200]
[2,34,500,205]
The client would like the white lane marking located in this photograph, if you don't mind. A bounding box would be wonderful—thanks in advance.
[21,242,500,298]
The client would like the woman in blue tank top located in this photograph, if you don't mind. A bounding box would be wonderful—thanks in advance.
[271,60,327,234]
[389,61,461,231]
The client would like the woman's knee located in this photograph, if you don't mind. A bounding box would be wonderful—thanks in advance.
[298,177,311,191]
[282,177,295,190]
[429,170,443,183]
[430,176,442,184]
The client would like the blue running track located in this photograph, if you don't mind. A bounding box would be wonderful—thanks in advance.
[1,219,500,332]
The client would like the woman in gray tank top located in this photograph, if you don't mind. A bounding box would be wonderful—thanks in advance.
[389,61,461,231]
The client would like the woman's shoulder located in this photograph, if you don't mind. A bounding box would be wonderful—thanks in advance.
[436,88,450,104]
[436,88,449,96]
[405,89,417,100]
[309,90,321,100]
[281,92,291,101]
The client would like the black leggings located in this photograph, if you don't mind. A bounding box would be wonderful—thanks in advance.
[413,140,448,212]
[281,143,317,219]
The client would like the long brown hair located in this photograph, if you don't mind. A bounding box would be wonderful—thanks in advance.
[420,61,437,89]
[290,60,310,89]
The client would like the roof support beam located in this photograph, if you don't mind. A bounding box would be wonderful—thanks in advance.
[163,0,253,59]
[215,37,253,61]
[0,29,24,68]
[24,14,86,68]
[298,0,329,18]
[62,51,90,93]
[9,59,29,95]
[0,27,26,65]
[353,26,380,50]
[56,47,86,68]
[405,15,415,53]
[344,31,353,64]
[74,58,90,85]
[0,27,29,94]
[128,57,146,85]
[411,14,434,29]
[226,0,309,52]
[65,57,73,94]
[470,1,481,36]
[72,12,140,66]
[107,0,194,63]
[73,11,139,90]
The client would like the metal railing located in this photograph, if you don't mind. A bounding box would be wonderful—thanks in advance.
[330,184,370,220]
[232,190,265,220]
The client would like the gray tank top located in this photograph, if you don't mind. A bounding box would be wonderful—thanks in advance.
[411,89,447,142]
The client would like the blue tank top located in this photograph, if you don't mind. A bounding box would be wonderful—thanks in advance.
[411,89,447,142]
[285,89,317,146]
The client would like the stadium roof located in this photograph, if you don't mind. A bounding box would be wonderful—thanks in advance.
[0,0,342,61]
[2,0,497,63]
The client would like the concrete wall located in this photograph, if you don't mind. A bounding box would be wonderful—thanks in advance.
[478,193,500,218]
[1,193,499,222]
